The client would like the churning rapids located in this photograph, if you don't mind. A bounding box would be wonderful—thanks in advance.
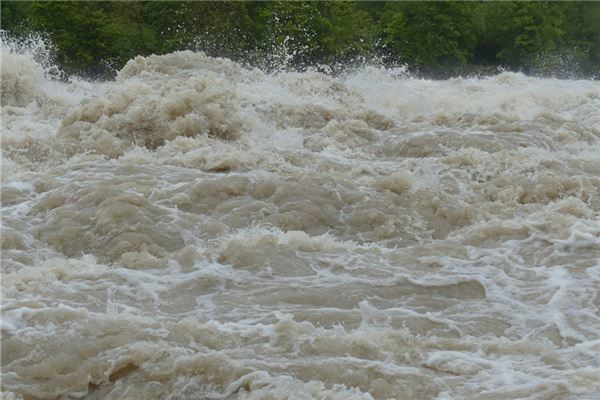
[1,39,600,400]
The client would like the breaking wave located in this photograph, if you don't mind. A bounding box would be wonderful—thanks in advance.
[2,37,600,400]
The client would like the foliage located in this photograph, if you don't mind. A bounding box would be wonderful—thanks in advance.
[380,2,477,75]
[1,1,598,78]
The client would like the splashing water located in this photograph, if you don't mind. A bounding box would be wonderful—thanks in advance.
[1,36,600,400]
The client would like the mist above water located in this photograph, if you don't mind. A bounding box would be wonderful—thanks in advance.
[2,36,600,400]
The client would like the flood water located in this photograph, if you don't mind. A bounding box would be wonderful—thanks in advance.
[2,41,600,399]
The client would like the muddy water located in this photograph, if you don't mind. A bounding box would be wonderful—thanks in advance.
[1,43,600,400]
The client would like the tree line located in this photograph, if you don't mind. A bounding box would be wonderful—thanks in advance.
[2,1,599,79]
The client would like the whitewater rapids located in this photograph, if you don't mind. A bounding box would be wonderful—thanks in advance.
[1,42,600,400]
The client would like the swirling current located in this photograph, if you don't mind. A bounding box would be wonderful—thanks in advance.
[1,41,600,400]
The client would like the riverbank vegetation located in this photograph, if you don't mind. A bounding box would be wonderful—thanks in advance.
[2,1,599,78]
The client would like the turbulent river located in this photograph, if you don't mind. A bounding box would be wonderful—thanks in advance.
[1,40,600,400]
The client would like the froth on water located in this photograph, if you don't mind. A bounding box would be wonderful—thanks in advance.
[2,38,600,399]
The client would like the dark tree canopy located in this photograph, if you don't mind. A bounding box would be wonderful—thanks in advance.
[2,1,599,78]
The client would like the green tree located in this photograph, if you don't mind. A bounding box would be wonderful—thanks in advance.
[561,2,600,77]
[317,1,378,65]
[1,1,33,35]
[495,2,567,70]
[251,1,323,69]
[28,2,155,76]
[146,2,254,59]
[1,1,598,78]
[380,2,477,74]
